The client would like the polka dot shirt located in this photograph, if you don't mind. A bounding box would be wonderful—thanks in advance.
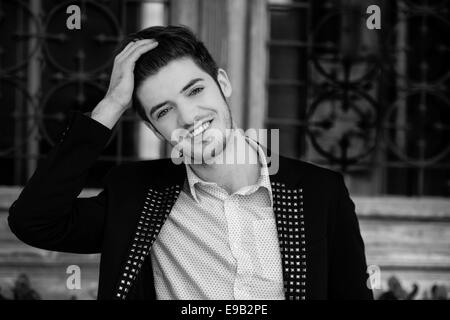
[150,135,285,300]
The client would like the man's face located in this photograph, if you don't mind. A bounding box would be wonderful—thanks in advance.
[136,57,233,162]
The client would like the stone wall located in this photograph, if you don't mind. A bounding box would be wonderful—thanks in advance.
[1,187,449,299]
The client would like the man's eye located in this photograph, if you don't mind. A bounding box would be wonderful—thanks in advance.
[157,107,171,119]
[188,87,204,96]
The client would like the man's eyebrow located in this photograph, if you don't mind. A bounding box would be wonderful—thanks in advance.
[149,101,169,118]
[180,78,204,94]
[149,78,205,118]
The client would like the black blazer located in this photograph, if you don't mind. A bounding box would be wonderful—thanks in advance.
[8,112,373,300]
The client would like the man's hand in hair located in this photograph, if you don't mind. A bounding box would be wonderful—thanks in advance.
[91,39,159,129]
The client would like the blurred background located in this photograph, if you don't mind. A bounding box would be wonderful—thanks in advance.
[0,0,449,300]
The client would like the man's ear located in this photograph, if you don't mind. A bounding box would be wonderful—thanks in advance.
[217,68,232,98]
[143,121,165,140]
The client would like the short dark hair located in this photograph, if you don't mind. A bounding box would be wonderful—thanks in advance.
[119,25,220,123]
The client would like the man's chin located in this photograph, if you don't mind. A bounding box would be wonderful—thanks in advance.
[182,142,225,165]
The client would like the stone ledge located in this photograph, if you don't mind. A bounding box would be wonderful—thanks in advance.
[2,186,450,219]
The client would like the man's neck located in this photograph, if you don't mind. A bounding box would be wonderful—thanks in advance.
[188,131,261,194]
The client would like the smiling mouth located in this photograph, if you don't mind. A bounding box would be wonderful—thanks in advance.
[189,119,213,138]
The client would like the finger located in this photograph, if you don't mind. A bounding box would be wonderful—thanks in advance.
[122,39,155,55]
[125,41,159,65]
[115,41,136,60]
[119,39,156,60]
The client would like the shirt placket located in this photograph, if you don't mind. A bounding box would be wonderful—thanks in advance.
[223,195,256,299]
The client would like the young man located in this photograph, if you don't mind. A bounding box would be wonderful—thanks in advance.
[8,26,373,300]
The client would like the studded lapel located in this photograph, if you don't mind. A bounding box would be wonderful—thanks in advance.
[114,185,182,300]
[271,181,306,300]
[113,168,306,300]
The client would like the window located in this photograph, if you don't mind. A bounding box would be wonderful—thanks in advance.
[267,0,450,196]
[0,0,169,187]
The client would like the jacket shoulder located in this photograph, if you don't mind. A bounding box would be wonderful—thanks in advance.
[103,158,185,188]
[277,155,343,186]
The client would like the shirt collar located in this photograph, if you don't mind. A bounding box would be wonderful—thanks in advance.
[184,131,273,206]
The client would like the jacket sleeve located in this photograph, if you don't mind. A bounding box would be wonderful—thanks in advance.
[8,111,113,254]
[328,173,374,299]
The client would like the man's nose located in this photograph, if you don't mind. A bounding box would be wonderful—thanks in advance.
[176,102,198,128]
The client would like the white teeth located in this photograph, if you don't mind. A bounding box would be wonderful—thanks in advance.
[191,121,211,137]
